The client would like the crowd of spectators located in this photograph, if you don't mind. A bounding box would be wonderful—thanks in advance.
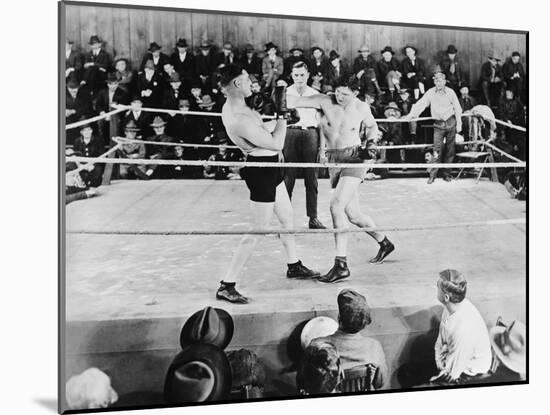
[66,35,527,187]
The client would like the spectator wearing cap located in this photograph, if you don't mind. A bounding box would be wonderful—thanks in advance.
[140,42,170,75]
[310,46,329,92]
[116,120,151,180]
[239,44,262,83]
[113,57,135,96]
[82,35,113,96]
[162,72,187,110]
[73,119,105,187]
[170,38,196,91]
[353,44,378,81]
[488,318,526,382]
[65,39,83,81]
[144,116,174,178]
[431,269,492,384]
[136,59,164,109]
[94,72,129,140]
[401,44,427,100]
[283,47,311,81]
[439,45,465,93]
[324,50,351,93]
[262,42,284,92]
[377,46,402,98]
[405,71,463,184]
[66,75,94,144]
[123,96,153,139]
[195,41,216,91]
[502,52,526,104]
[479,52,504,107]
[311,289,389,390]
[297,340,343,395]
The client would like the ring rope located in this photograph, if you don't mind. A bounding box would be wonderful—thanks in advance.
[65,108,126,130]
[67,155,526,169]
[484,141,524,163]
[66,217,525,236]
[72,143,122,173]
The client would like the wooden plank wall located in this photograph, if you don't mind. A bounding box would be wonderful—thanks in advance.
[65,4,526,87]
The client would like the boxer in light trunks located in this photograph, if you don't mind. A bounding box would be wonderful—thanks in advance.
[288,75,395,283]
[216,64,319,304]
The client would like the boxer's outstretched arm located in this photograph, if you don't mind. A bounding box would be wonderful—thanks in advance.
[287,94,329,109]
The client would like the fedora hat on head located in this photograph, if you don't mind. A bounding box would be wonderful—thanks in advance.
[148,42,162,52]
[264,42,278,52]
[488,51,502,61]
[143,59,155,70]
[289,47,304,54]
[198,95,215,109]
[446,44,458,54]
[490,318,526,374]
[106,72,119,84]
[329,50,340,61]
[310,46,324,55]
[88,35,102,45]
[244,43,255,53]
[164,343,231,404]
[176,38,188,48]
[150,116,167,128]
[403,44,418,54]
[358,44,370,53]
[67,76,80,89]
[380,46,395,55]
[200,40,211,50]
[180,306,234,349]
[384,101,403,116]
[124,120,140,132]
[300,316,338,350]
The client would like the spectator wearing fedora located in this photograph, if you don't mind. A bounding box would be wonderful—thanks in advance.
[94,72,129,140]
[262,42,284,92]
[162,72,187,110]
[136,59,164,109]
[166,98,199,144]
[310,46,329,92]
[195,41,216,91]
[123,96,153,139]
[145,116,174,178]
[311,289,389,390]
[430,269,492,385]
[140,42,170,74]
[297,340,343,395]
[66,75,94,144]
[488,318,526,382]
[353,44,378,81]
[378,102,406,165]
[479,52,504,107]
[498,87,526,158]
[73,119,105,187]
[113,57,135,96]
[377,46,402,97]
[170,38,196,89]
[401,44,427,100]
[214,42,237,69]
[283,47,311,81]
[439,44,465,93]
[324,50,351,93]
[65,39,83,81]
[82,35,113,96]
[194,94,227,158]
[239,44,262,82]
[406,71,463,183]
[116,120,152,180]
[502,51,526,104]
[204,139,242,180]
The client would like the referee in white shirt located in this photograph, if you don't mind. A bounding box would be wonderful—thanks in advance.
[283,62,326,229]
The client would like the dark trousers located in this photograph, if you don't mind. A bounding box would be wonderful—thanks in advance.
[431,116,457,179]
[283,127,320,218]
[481,80,503,107]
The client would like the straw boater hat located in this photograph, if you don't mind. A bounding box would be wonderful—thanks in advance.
[150,116,167,128]
[300,316,338,350]
[180,306,234,349]
[489,318,526,374]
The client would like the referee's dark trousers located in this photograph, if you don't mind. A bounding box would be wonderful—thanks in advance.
[283,126,320,219]
[431,115,457,180]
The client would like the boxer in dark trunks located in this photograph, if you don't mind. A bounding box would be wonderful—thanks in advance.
[216,64,319,304]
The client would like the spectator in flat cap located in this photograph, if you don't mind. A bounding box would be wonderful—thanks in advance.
[82,35,113,96]
[170,38,196,90]
[113,57,135,96]
[377,46,402,99]
[283,47,311,81]
[431,269,492,385]
[195,41,216,92]
[439,44,465,93]
[94,72,129,141]
[239,44,262,83]
[66,75,94,144]
[479,52,504,107]
[502,52,526,104]
[136,59,164,109]
[324,50,351,93]
[65,39,83,82]
[297,340,343,395]
[311,289,389,390]
[73,119,105,187]
[262,42,284,93]
[310,46,329,92]
[140,42,170,75]
[401,45,427,100]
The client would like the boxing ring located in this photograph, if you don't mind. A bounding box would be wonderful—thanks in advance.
[62,105,527,398]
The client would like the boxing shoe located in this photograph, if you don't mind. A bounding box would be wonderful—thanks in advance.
[443,175,453,182]
[308,217,326,229]
[216,281,249,304]
[369,237,395,264]
[317,258,350,283]
[287,261,320,280]
[427,176,435,184]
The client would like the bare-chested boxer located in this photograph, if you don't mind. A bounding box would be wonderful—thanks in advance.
[216,64,319,304]
[288,75,395,283]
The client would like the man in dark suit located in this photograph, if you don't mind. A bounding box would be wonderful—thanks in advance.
[239,44,262,81]
[502,52,526,104]
[324,50,350,92]
[262,42,284,93]
[377,46,401,96]
[136,59,164,109]
[65,39,82,81]
[439,45,465,93]
[162,72,187,110]
[214,42,238,68]
[66,76,94,144]
[140,42,170,75]
[94,72,129,141]
[123,97,153,139]
[73,120,105,187]
[170,38,196,92]
[401,45,427,100]
[353,45,377,81]
[195,41,216,92]
[479,52,504,107]
[82,35,113,96]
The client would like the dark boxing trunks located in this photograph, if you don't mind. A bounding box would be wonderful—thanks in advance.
[241,154,284,203]
[327,145,366,188]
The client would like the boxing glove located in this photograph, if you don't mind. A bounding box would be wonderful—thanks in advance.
[273,85,288,119]
[358,140,379,160]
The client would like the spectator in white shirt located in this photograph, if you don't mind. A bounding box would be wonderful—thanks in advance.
[431,269,492,384]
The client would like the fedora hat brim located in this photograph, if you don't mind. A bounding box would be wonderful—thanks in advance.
[489,326,526,374]
[180,307,234,349]
[164,344,231,404]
